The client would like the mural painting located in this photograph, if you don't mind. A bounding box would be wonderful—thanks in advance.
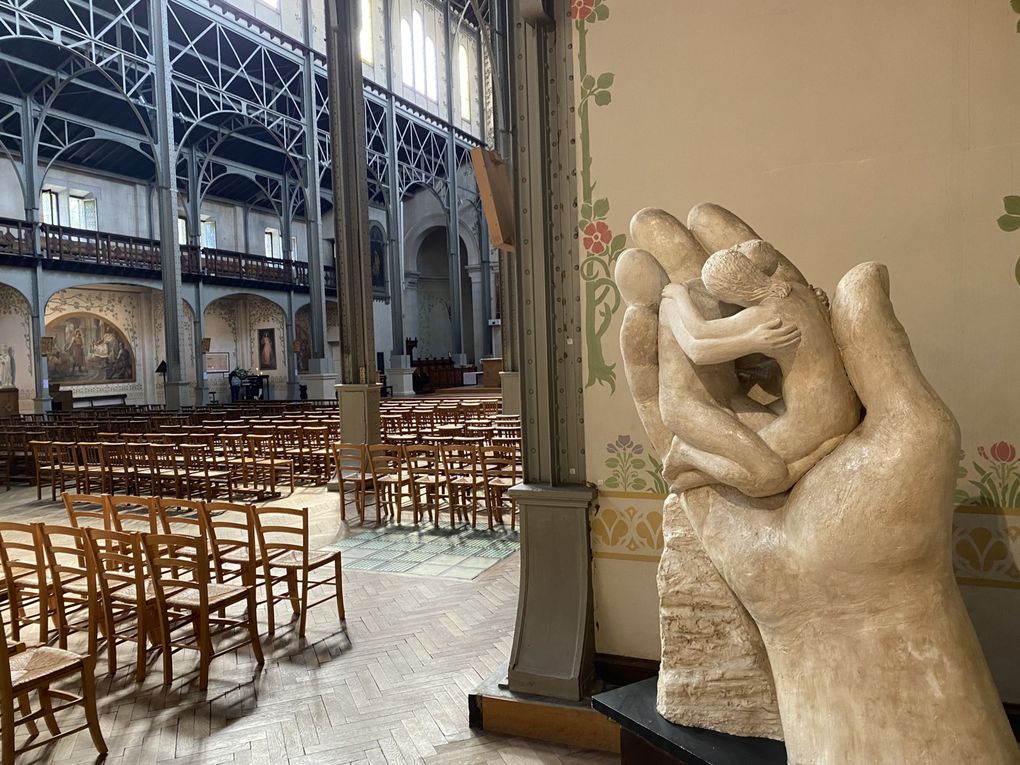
[46,313,134,385]
[257,328,278,370]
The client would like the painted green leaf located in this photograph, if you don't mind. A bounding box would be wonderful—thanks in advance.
[582,74,596,91]
[596,73,615,89]
[1004,195,1020,214]
[581,203,593,220]
[594,91,612,106]
[605,457,620,468]
[608,233,627,259]
[1016,18,1020,33]
[605,477,620,488]
[593,197,610,217]
[1014,0,1020,14]
[631,459,646,470]
[631,478,647,491]
[1014,256,1020,286]
[997,214,1020,232]
[594,3,609,20]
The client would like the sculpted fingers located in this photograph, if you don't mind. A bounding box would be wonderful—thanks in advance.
[630,208,709,284]
[830,262,958,447]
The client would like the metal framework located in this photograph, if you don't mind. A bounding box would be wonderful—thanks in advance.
[0,0,490,407]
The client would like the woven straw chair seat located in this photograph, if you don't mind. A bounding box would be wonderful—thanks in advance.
[267,549,338,569]
[9,646,83,690]
[165,582,247,609]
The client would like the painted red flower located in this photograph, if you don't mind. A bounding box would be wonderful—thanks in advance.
[583,221,612,254]
[989,441,1016,463]
[570,0,595,21]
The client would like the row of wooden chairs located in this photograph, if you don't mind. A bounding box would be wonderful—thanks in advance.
[0,494,343,689]
[333,442,521,529]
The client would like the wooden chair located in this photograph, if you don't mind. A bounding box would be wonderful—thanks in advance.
[0,522,48,643]
[404,444,444,526]
[38,524,97,651]
[74,442,105,494]
[482,445,522,529]
[367,444,412,525]
[99,442,135,494]
[331,443,370,523]
[104,495,156,533]
[84,527,156,681]
[0,604,107,765]
[253,506,344,637]
[141,532,264,689]
[440,445,488,529]
[245,433,294,497]
[149,442,184,498]
[299,426,331,484]
[52,441,83,497]
[181,443,234,501]
[125,441,157,495]
[28,441,55,501]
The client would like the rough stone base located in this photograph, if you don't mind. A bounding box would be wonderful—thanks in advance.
[657,493,783,740]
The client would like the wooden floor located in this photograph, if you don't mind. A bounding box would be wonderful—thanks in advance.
[1,484,616,765]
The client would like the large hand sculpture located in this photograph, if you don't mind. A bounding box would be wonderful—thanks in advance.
[616,204,1020,763]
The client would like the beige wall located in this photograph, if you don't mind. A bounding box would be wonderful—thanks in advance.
[577,0,1020,701]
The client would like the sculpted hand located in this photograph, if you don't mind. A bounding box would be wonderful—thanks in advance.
[741,318,800,355]
[682,262,1019,764]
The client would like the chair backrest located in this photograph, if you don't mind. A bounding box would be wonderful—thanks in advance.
[141,533,210,610]
[40,524,95,601]
[104,495,155,532]
[0,521,45,598]
[180,443,210,476]
[332,443,367,476]
[155,497,207,540]
[252,505,308,568]
[63,492,116,530]
[149,443,179,475]
[202,501,255,573]
[85,528,146,607]
[29,440,53,466]
[441,444,481,481]
[481,445,521,482]
[368,444,402,478]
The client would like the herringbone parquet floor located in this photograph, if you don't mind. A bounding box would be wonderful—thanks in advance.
[1,484,616,765]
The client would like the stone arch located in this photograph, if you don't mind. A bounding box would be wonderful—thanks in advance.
[203,293,288,385]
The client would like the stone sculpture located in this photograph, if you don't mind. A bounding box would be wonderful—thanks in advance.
[615,204,1020,763]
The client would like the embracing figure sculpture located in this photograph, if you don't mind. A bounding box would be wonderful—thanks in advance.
[615,204,1019,764]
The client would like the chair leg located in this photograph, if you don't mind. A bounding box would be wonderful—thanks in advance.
[264,568,276,635]
[80,658,108,756]
[197,612,212,691]
[286,570,300,616]
[3,698,17,765]
[246,589,264,665]
[298,574,309,639]
[334,557,345,621]
[16,693,37,737]
[38,689,60,736]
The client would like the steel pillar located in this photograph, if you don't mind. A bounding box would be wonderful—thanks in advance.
[151,0,191,409]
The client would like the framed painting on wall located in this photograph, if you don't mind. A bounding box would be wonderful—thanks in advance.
[204,352,230,374]
[257,328,277,370]
[45,313,135,386]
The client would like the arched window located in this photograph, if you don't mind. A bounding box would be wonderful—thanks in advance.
[425,37,437,100]
[458,44,471,120]
[359,0,373,64]
[412,11,426,94]
[401,19,413,86]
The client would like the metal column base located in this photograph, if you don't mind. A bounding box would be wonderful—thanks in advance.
[507,483,598,701]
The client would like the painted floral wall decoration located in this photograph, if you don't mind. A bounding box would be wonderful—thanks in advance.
[603,434,669,495]
[576,0,627,392]
[958,441,1020,507]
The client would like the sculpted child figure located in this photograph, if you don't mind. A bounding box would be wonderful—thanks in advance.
[659,239,861,497]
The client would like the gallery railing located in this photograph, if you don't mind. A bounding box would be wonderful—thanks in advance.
[0,217,333,292]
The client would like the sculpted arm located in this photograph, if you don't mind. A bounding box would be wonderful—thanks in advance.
[661,294,800,366]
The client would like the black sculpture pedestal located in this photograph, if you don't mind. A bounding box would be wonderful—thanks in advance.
[592,677,786,765]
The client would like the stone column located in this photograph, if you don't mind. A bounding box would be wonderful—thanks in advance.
[465,264,486,365]
[30,265,50,413]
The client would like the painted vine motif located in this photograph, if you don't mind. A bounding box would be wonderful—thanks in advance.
[997,1,1020,282]
[576,0,626,392]
[590,502,664,554]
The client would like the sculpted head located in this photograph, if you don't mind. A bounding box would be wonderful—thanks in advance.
[702,244,790,308]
